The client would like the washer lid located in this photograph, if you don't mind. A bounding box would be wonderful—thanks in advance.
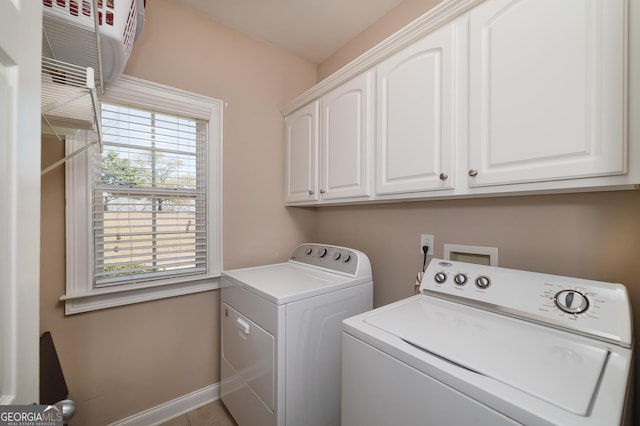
[363,296,609,416]
[223,263,364,304]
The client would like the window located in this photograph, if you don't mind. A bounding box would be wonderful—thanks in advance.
[64,76,222,314]
[95,103,207,286]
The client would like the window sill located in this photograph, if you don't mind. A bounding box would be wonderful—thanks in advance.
[61,275,222,315]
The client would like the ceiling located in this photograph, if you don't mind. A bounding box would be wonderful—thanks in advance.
[173,0,405,63]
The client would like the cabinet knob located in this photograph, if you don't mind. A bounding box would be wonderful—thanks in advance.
[439,173,448,181]
[308,190,314,195]
[320,189,326,194]
[468,169,478,177]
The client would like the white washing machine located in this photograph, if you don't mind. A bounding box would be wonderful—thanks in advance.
[342,258,634,426]
[220,243,373,426]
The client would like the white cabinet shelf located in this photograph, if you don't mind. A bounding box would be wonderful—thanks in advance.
[285,101,318,203]
[465,0,626,188]
[375,24,455,196]
[320,72,373,201]
[285,72,373,205]
[282,0,637,206]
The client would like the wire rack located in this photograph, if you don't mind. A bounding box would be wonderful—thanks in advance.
[42,0,139,89]
[41,56,102,176]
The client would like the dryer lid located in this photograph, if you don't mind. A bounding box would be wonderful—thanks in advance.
[363,296,609,416]
[223,263,366,304]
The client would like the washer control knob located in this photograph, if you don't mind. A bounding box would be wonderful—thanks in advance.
[333,252,341,261]
[319,248,328,258]
[555,290,589,314]
[305,248,313,255]
[434,272,447,284]
[454,273,468,286]
[475,276,491,289]
[343,254,352,263]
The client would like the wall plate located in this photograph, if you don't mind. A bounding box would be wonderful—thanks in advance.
[444,244,498,266]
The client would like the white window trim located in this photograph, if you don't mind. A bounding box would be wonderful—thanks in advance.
[62,75,223,315]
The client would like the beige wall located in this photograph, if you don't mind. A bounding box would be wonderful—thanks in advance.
[315,192,640,311]
[318,0,445,80]
[124,0,318,270]
[39,1,317,424]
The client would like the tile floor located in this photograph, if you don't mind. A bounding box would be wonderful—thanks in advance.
[159,400,237,426]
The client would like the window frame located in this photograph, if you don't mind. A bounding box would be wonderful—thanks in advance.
[62,76,223,315]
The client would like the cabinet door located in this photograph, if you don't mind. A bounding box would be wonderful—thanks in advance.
[376,24,456,195]
[467,0,626,187]
[285,101,318,203]
[320,72,373,200]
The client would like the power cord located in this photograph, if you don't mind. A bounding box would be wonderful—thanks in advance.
[422,245,429,271]
[415,245,430,292]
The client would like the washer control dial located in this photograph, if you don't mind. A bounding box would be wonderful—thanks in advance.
[454,273,468,286]
[343,254,351,263]
[555,290,589,314]
[319,248,328,258]
[475,276,491,289]
[434,272,447,284]
[333,252,341,261]
[305,248,313,255]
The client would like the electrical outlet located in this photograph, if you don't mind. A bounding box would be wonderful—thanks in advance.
[420,234,434,255]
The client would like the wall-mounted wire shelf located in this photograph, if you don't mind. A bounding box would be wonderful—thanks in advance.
[42,0,140,91]
[41,56,102,176]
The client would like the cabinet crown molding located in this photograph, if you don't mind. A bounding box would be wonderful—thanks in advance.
[281,0,484,116]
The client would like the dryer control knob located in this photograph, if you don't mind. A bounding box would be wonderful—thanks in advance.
[343,254,352,263]
[319,248,328,258]
[554,290,589,314]
[305,248,313,255]
[333,252,341,261]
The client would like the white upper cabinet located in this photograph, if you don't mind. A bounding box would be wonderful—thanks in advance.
[376,23,456,195]
[281,0,636,205]
[319,72,373,200]
[466,0,626,187]
[285,101,318,203]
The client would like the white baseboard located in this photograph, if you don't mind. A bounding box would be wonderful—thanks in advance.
[108,383,220,426]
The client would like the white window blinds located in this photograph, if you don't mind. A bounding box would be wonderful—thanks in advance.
[93,102,208,287]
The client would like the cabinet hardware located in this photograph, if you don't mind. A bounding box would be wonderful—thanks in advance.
[468,169,478,177]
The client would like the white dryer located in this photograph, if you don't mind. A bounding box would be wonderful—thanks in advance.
[221,243,373,426]
[342,258,634,426]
